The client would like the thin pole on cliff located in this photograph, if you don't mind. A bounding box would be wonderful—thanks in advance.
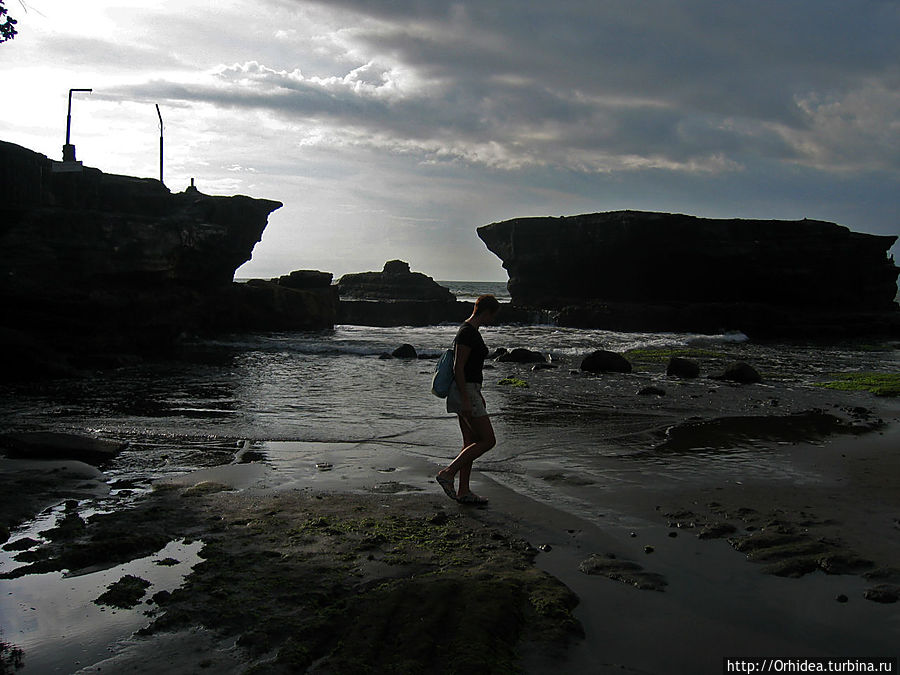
[64,88,92,161]
[156,104,164,186]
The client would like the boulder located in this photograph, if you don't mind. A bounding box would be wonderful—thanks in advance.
[337,260,455,302]
[391,344,418,359]
[667,357,701,378]
[0,432,126,464]
[580,350,632,374]
[714,362,763,384]
[497,348,546,364]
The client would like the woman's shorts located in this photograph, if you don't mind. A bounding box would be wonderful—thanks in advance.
[446,382,488,417]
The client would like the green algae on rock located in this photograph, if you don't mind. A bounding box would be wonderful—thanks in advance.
[136,489,582,673]
[815,372,900,397]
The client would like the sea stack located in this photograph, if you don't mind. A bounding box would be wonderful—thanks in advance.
[477,211,899,337]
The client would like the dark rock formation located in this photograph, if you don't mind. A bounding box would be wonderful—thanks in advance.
[0,140,331,374]
[580,350,632,374]
[334,260,471,326]
[0,432,126,464]
[338,260,455,302]
[713,362,763,384]
[477,211,900,337]
[578,553,668,591]
[667,357,701,378]
[210,280,338,332]
[391,344,418,359]
[638,386,666,396]
[496,348,546,364]
[277,270,333,290]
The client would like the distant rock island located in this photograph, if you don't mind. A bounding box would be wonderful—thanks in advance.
[338,260,455,302]
[478,211,900,337]
[0,140,334,376]
[336,260,472,326]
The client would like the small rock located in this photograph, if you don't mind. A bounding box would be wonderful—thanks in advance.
[538,544,552,552]
[668,532,678,538]
[697,522,737,540]
[378,353,393,360]
[863,584,899,603]
[151,589,171,605]
[666,357,700,378]
[532,363,557,371]
[713,361,762,384]
[497,348,545,364]
[638,386,666,396]
[644,545,655,554]
[391,344,418,359]
[580,350,632,374]
[629,531,637,538]
[835,594,848,603]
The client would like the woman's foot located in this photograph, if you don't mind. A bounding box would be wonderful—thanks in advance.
[436,471,457,501]
[456,492,488,505]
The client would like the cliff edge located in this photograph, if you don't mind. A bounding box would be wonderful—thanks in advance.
[0,140,330,375]
[478,211,899,337]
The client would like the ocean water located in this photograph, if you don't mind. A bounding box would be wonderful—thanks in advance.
[438,280,510,302]
[1,321,897,487]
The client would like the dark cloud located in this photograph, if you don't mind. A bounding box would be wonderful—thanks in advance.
[104,0,900,177]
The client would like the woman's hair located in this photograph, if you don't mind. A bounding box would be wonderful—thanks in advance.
[473,294,501,316]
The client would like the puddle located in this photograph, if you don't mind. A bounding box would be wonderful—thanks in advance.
[0,538,203,673]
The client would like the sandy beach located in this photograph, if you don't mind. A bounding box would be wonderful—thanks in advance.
[2,410,899,673]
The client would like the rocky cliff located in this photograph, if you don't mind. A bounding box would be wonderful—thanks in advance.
[477,211,899,337]
[0,140,331,375]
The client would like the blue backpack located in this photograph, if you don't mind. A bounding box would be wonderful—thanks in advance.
[431,348,455,398]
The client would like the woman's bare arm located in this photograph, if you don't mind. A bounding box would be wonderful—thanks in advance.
[454,342,472,414]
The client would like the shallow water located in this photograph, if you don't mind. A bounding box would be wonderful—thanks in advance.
[1,325,896,476]
[1,324,898,671]
[0,537,203,673]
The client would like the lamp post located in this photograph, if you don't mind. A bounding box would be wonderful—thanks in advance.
[63,88,92,162]
[156,104,164,185]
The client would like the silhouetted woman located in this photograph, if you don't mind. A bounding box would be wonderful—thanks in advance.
[436,294,500,504]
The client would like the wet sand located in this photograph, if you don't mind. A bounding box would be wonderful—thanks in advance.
[2,416,899,673]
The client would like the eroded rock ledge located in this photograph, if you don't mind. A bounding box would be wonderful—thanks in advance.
[0,140,333,375]
[478,211,900,337]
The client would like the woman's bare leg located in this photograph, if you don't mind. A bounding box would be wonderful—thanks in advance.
[456,416,477,496]
[439,415,495,498]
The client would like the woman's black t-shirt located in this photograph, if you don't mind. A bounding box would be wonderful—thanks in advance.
[454,322,488,384]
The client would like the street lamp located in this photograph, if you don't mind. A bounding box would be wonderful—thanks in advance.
[63,88,92,162]
[156,104,164,185]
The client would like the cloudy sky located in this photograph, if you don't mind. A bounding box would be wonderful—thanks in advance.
[2,0,898,280]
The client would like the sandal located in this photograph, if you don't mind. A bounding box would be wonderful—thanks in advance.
[436,473,457,501]
[457,493,489,505]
